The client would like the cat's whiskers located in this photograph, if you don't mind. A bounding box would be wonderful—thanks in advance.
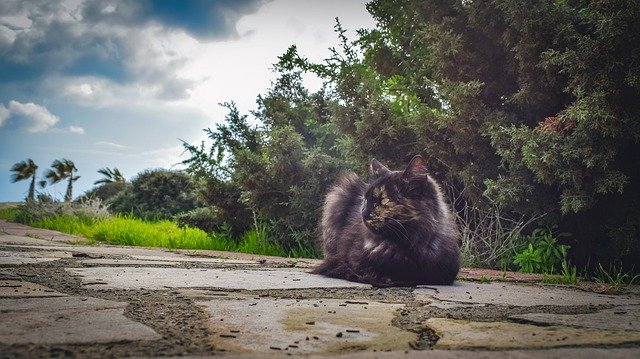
[386,217,411,246]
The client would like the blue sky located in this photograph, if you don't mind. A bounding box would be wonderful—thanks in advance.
[0,0,374,201]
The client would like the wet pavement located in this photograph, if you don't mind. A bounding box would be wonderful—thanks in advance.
[1,219,639,358]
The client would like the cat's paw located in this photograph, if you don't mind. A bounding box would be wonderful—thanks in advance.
[370,276,394,287]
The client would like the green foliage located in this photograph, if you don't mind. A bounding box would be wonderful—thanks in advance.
[108,169,202,220]
[512,243,543,274]
[43,159,80,202]
[94,167,125,185]
[512,228,570,274]
[592,263,640,291]
[10,159,39,201]
[175,207,222,234]
[542,260,579,285]
[0,206,19,221]
[175,1,640,266]
[11,199,110,225]
[77,181,127,203]
[182,75,346,253]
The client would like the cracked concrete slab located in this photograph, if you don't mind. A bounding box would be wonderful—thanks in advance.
[0,234,76,246]
[0,280,67,298]
[1,243,191,258]
[67,267,369,290]
[415,281,640,306]
[510,305,640,331]
[79,258,182,266]
[197,294,415,354]
[129,254,258,265]
[289,348,640,359]
[426,317,640,349]
[0,249,72,265]
[79,256,257,266]
[0,296,161,345]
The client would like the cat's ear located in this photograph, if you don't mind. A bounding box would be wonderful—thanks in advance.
[370,158,391,178]
[402,155,427,180]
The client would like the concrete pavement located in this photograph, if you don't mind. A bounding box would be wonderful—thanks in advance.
[1,219,639,358]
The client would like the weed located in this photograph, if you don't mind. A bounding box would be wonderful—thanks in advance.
[512,243,543,273]
[592,263,640,291]
[479,275,491,283]
[448,185,544,269]
[512,227,570,274]
[542,260,578,285]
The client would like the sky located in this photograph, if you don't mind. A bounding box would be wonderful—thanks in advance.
[0,0,375,202]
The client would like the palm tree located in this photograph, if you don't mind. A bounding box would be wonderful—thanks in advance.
[94,167,125,185]
[44,159,80,202]
[10,159,39,201]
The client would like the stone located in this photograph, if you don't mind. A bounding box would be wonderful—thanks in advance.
[426,317,640,350]
[0,280,67,298]
[67,267,369,290]
[197,294,415,354]
[415,281,640,307]
[0,296,160,344]
[510,305,640,331]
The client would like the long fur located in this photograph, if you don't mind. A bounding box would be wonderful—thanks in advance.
[312,156,460,286]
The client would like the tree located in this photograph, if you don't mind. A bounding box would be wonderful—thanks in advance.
[182,77,345,250]
[182,1,640,266]
[94,167,125,185]
[275,1,640,267]
[10,159,38,201]
[44,159,80,202]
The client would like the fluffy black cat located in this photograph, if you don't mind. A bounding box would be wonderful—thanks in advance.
[312,155,460,286]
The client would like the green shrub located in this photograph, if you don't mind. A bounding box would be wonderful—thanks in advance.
[0,206,19,221]
[175,207,223,234]
[77,182,127,203]
[512,228,570,274]
[12,199,110,225]
[109,169,202,219]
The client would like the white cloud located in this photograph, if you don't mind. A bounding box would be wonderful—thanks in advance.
[0,103,9,126]
[2,100,60,132]
[95,141,127,149]
[68,125,85,134]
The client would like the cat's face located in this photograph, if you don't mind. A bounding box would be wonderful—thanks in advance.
[361,156,429,234]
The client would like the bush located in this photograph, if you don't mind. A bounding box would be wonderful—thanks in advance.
[175,207,223,234]
[77,182,127,203]
[12,199,111,225]
[109,169,202,219]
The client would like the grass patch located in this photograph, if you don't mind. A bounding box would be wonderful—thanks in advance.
[592,263,639,291]
[0,206,19,221]
[23,212,305,257]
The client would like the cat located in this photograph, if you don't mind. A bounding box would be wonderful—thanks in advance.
[312,155,460,286]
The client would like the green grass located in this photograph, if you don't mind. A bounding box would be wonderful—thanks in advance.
[21,212,302,256]
[0,206,19,221]
[542,260,579,285]
[592,263,639,291]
